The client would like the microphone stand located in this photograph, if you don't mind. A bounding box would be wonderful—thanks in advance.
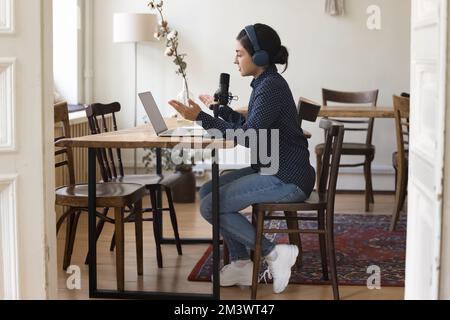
[211,102,222,299]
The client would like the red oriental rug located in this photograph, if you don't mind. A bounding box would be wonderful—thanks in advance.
[188,214,406,287]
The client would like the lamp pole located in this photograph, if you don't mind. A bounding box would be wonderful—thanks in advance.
[134,42,138,174]
[113,12,157,175]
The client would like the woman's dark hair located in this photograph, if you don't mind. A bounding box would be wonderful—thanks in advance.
[237,23,289,73]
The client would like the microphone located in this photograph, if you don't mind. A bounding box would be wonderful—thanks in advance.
[214,73,231,106]
[211,73,239,117]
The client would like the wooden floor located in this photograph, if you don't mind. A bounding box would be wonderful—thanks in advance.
[57,192,405,300]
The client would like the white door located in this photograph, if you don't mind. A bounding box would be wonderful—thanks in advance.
[406,0,447,299]
[0,0,56,299]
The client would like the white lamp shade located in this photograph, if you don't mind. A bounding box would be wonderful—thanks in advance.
[113,13,157,43]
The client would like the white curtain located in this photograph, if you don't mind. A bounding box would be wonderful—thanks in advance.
[325,0,345,16]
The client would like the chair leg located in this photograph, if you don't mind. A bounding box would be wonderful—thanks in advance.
[65,211,81,268]
[62,209,76,270]
[399,173,408,212]
[110,234,116,252]
[110,207,132,252]
[284,211,302,268]
[394,167,398,191]
[114,207,125,291]
[109,206,136,252]
[363,161,374,212]
[223,241,230,265]
[134,200,143,276]
[318,209,329,281]
[85,207,110,265]
[249,206,257,262]
[368,162,375,204]
[325,209,340,300]
[57,207,76,234]
[251,209,265,300]
[316,153,323,190]
[149,188,163,268]
[390,168,407,231]
[165,188,183,255]
[62,214,74,270]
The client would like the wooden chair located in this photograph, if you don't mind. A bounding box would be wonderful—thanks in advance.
[221,98,321,266]
[85,102,184,268]
[54,101,147,291]
[390,95,410,231]
[250,119,345,300]
[315,89,379,212]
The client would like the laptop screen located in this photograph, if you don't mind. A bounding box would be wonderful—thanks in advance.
[138,92,168,135]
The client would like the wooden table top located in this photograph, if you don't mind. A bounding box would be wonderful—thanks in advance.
[319,106,395,118]
[55,118,236,149]
[236,106,395,119]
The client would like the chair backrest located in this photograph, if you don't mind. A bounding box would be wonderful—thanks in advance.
[317,119,345,209]
[85,102,123,182]
[393,95,410,165]
[322,88,379,145]
[54,101,76,185]
[298,97,321,127]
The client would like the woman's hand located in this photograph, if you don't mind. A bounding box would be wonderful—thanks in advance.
[168,99,202,121]
[199,94,215,110]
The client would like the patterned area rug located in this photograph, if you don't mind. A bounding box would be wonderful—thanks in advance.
[188,214,407,287]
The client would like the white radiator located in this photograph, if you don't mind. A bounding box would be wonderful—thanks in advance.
[55,113,113,186]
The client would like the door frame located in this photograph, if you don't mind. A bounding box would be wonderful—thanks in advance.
[440,3,450,298]
[0,0,55,299]
[39,0,450,300]
[43,0,58,299]
[405,0,448,300]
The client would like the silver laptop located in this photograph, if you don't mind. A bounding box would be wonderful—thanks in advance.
[139,91,209,137]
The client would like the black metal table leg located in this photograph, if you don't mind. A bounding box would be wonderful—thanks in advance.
[88,148,97,297]
[156,148,163,239]
[212,149,220,299]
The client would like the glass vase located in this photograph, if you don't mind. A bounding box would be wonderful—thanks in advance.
[176,77,194,123]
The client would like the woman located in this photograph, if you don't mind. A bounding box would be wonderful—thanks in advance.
[169,24,315,294]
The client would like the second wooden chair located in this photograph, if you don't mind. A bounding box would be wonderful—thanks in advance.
[54,101,147,291]
[85,102,184,268]
[315,89,379,212]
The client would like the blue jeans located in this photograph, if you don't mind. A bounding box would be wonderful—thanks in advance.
[199,167,307,261]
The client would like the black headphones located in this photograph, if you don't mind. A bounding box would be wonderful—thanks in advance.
[244,25,270,67]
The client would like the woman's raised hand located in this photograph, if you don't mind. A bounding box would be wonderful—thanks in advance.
[168,99,202,121]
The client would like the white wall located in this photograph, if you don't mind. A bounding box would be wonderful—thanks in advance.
[92,0,411,191]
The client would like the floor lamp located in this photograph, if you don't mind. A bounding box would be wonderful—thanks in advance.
[113,13,157,173]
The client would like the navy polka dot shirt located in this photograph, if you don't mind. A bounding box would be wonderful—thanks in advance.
[196,65,315,196]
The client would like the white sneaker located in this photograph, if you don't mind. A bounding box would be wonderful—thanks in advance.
[219,260,253,287]
[265,244,299,294]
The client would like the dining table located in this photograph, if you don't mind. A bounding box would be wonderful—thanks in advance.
[318,106,395,118]
[55,117,235,300]
[236,105,395,119]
